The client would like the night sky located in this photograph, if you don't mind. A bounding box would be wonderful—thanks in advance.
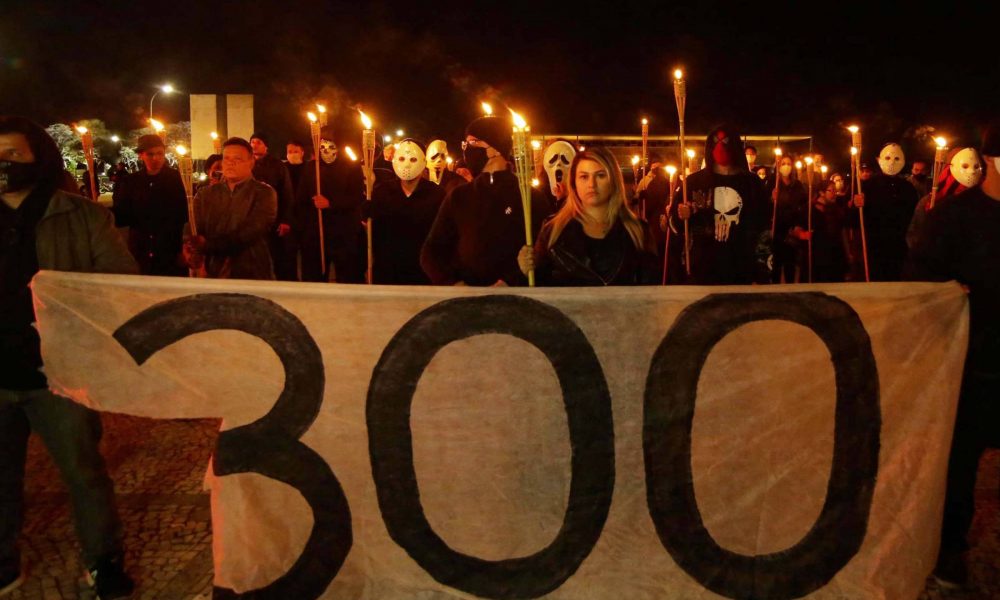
[2,1,996,165]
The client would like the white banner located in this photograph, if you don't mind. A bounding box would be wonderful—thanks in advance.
[32,272,968,599]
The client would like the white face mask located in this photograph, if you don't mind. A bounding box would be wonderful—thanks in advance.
[426,140,448,184]
[949,147,983,188]
[392,140,426,181]
[779,164,792,177]
[833,178,844,192]
[319,140,338,164]
[877,143,905,176]
[542,141,576,196]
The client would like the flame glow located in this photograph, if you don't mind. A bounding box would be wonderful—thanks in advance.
[848,125,859,133]
[665,165,677,176]
[821,165,829,174]
[359,111,373,130]
[344,146,358,161]
[175,145,187,156]
[775,147,783,156]
[641,118,648,126]
[631,155,640,166]
[686,149,695,159]
[851,146,858,155]
[446,156,453,165]
[531,140,541,150]
[75,125,88,135]
[804,156,814,165]
[481,102,493,116]
[674,69,683,80]
[795,161,803,169]
[510,109,527,130]
[531,178,540,188]
[935,136,947,148]
[317,104,327,114]
[210,131,219,140]
[307,112,318,123]
[150,119,164,132]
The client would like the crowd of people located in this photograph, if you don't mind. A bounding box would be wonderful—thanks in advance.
[2,110,999,596]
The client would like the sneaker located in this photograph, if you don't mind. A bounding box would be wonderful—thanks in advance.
[85,556,134,599]
[0,570,25,597]
[933,549,968,589]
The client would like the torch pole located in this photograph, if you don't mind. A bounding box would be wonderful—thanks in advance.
[308,116,326,276]
[673,71,691,276]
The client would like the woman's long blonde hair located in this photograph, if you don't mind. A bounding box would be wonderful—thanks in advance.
[546,146,647,250]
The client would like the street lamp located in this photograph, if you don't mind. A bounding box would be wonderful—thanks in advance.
[149,83,175,120]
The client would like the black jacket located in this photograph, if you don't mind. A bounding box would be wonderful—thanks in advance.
[252,154,295,227]
[294,158,365,250]
[111,166,188,276]
[368,178,444,284]
[855,173,919,281]
[533,218,661,286]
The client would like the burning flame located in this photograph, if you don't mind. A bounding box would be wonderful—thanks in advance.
[821,165,829,174]
[804,156,814,165]
[665,165,677,176]
[481,102,493,116]
[641,118,648,126]
[935,136,947,148]
[175,145,187,156]
[150,119,164,132]
[531,178,540,188]
[531,140,541,150]
[775,147,783,156]
[75,125,88,135]
[847,125,859,133]
[851,146,858,156]
[674,69,683,80]
[307,112,318,123]
[631,155,640,166]
[446,156,453,165]
[509,109,527,130]
[317,104,327,114]
[795,160,803,169]
[359,110,373,130]
[344,146,358,161]
[686,149,695,159]
[210,131,219,140]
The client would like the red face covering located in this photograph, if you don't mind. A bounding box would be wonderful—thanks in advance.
[712,131,733,167]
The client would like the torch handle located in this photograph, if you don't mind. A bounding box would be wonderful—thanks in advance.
[807,167,813,283]
[313,149,325,277]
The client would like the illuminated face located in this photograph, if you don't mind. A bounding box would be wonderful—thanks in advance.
[392,140,426,181]
[426,140,448,184]
[949,147,983,188]
[319,140,338,164]
[574,158,612,208]
[877,143,905,176]
[221,145,254,182]
[745,149,757,167]
[249,137,268,157]
[832,174,845,191]
[911,161,928,177]
[140,146,166,175]
[286,144,304,165]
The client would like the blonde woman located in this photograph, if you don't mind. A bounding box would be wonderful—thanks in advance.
[518,146,660,285]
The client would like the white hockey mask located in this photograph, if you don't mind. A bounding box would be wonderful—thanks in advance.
[877,143,904,176]
[713,186,743,242]
[543,141,576,196]
[392,140,426,182]
[949,147,983,188]
[426,139,448,184]
[319,140,338,164]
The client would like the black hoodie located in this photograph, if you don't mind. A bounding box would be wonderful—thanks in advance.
[668,125,769,284]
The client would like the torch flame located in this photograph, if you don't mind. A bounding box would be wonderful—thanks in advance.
[481,102,493,116]
[665,165,677,176]
[775,147,783,156]
[804,156,814,165]
[509,109,527,130]
[674,69,683,80]
[175,145,187,156]
[210,131,219,140]
[686,149,695,159]
[359,110,373,130]
[795,160,803,169]
[446,156,453,165]
[75,125,88,135]
[150,119,164,132]
[641,118,648,126]
[848,125,859,133]
[344,146,358,161]
[307,112,318,123]
[531,178,540,188]
[531,140,541,150]
[631,155,640,166]
[317,104,327,114]
[935,136,947,148]
[821,165,829,174]
[851,146,858,156]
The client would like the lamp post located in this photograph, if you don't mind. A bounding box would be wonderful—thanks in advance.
[149,83,175,121]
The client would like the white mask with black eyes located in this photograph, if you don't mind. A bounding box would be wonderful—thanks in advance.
[543,141,576,196]
[319,140,338,164]
[392,140,426,182]
[877,143,905,176]
[426,139,448,184]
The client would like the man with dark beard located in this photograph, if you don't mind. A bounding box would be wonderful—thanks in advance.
[294,126,365,282]
[670,124,769,284]
[421,116,551,286]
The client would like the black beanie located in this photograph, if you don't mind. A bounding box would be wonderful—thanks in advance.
[465,116,513,157]
[250,131,268,146]
[981,122,1000,157]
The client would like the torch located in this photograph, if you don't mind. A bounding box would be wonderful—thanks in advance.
[673,68,691,275]
[686,148,696,175]
[928,136,948,210]
[663,164,678,284]
[531,139,543,178]
[511,109,536,287]
[848,125,870,282]
[630,155,641,215]
[317,103,328,126]
[210,131,221,154]
[481,102,494,117]
[75,125,98,202]
[150,118,166,143]
[360,110,376,284]
[771,147,782,238]
[175,145,195,230]
[804,155,814,282]
[308,111,326,275]
[641,117,649,178]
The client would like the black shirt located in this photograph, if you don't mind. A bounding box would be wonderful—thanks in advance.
[369,178,444,285]
[0,186,53,390]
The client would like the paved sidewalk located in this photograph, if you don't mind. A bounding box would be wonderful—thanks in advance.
[5,414,999,599]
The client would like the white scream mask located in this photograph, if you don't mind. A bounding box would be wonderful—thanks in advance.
[543,141,576,196]
[877,143,905,176]
[392,140,426,181]
[426,139,448,184]
[713,186,743,242]
[319,140,338,164]
[949,147,983,188]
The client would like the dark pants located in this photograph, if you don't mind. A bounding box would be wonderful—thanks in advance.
[939,371,1000,555]
[269,231,298,282]
[0,388,123,576]
[771,240,798,283]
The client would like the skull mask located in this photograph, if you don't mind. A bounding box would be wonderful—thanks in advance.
[877,143,905,176]
[319,139,338,164]
[543,141,576,196]
[426,139,448,184]
[949,147,983,188]
[713,186,743,242]
[392,140,426,182]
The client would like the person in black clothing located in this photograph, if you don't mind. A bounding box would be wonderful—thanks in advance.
[769,154,808,283]
[907,124,1000,589]
[670,124,769,285]
[365,139,444,284]
[284,140,308,193]
[294,127,365,283]
[852,142,919,281]
[250,132,295,281]
[421,115,551,286]
[0,116,137,599]
[517,146,659,286]
[636,152,673,258]
[111,134,188,276]
[809,181,848,282]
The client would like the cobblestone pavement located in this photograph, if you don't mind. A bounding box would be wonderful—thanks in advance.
[5,415,999,599]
